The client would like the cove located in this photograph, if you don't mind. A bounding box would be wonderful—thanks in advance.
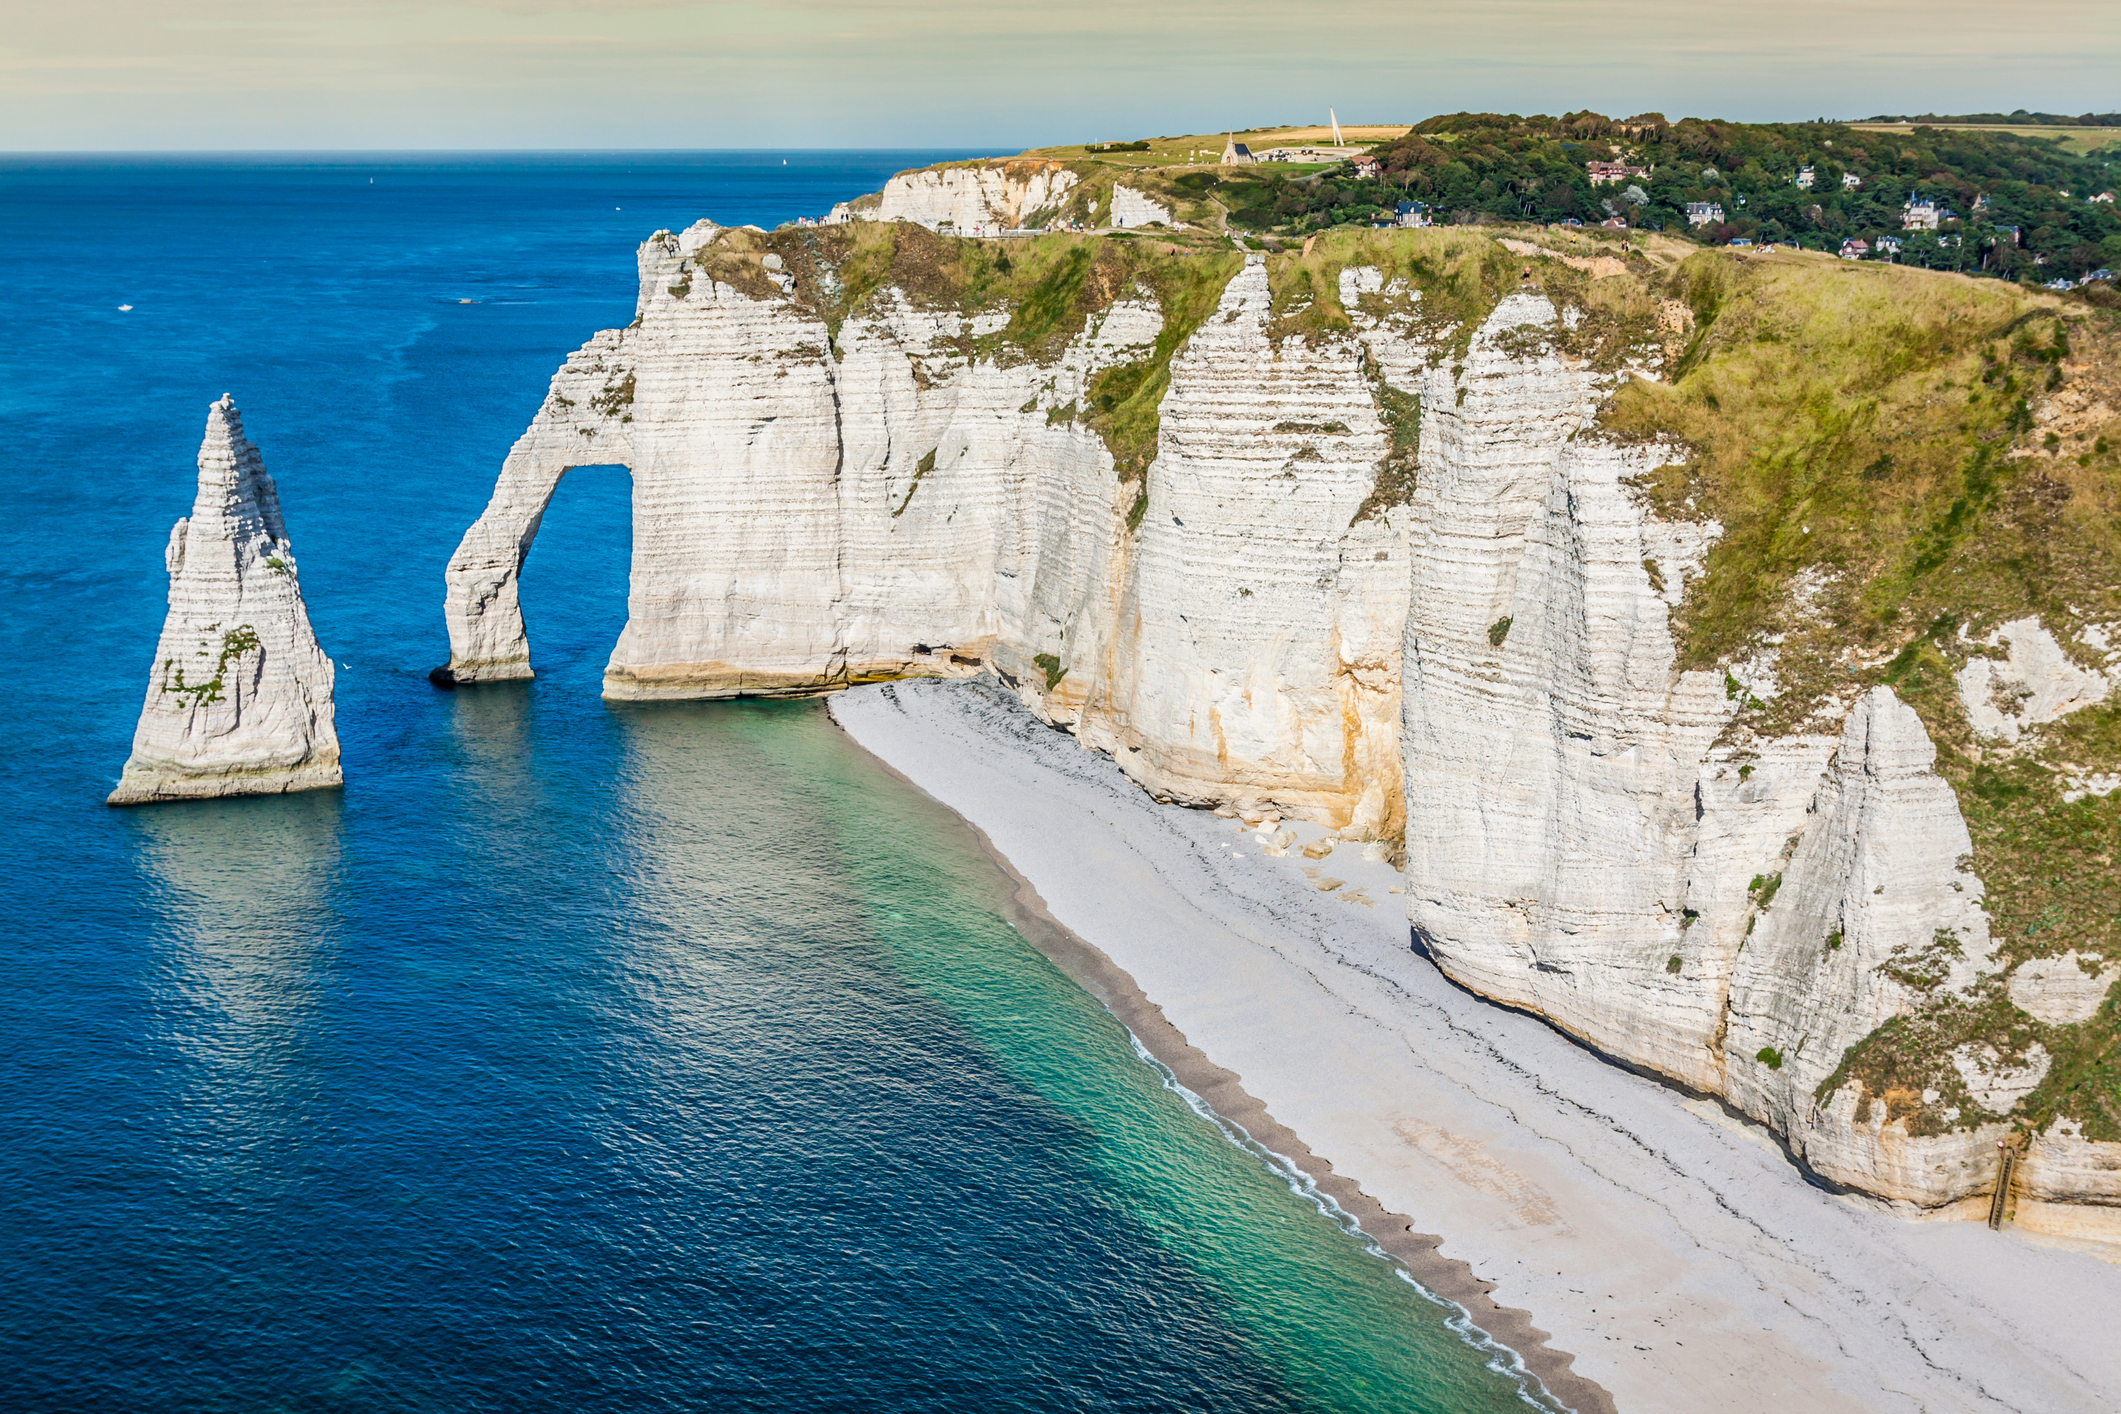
[0,154,1539,1410]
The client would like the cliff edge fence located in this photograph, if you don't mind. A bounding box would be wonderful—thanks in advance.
[436,179,2121,1232]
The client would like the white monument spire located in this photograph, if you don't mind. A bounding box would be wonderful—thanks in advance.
[1330,108,1343,146]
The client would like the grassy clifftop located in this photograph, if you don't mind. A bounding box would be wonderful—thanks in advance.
[691,219,2119,1143]
[860,111,2121,283]
[1591,245,2120,1142]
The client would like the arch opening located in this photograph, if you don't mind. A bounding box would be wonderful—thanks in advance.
[516,463,633,692]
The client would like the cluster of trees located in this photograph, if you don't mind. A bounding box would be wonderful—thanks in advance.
[1168,167,1403,233]
[1860,111,2121,127]
[1323,112,2121,282]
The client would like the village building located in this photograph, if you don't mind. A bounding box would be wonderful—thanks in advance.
[1586,161,1649,184]
[1685,201,1725,227]
[1395,201,1432,228]
[1840,237,1870,260]
[1901,197,1941,231]
[1843,172,1863,189]
[1351,156,1382,179]
[1795,166,1816,189]
[1874,235,1903,256]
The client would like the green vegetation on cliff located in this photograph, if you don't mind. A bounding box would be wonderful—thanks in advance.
[1599,246,2121,1140]
[986,113,2121,286]
[700,222,1246,497]
[1368,113,2119,279]
[718,198,2119,1144]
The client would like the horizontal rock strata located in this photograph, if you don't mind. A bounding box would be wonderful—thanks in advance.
[441,219,2120,1218]
[442,231,1413,833]
[1110,186,1174,228]
[828,161,1079,231]
[111,398,341,804]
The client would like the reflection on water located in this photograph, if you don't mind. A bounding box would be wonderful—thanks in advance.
[446,677,534,764]
[0,149,1558,1414]
[445,679,542,806]
[127,792,344,1195]
[605,700,1543,1414]
[7,690,1539,1413]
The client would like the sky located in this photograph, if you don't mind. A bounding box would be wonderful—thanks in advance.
[4,0,2118,151]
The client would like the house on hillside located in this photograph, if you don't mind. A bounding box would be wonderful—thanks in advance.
[2095,192,2116,204]
[1686,201,1725,227]
[1840,238,1870,260]
[1796,166,1816,189]
[1586,161,1649,184]
[1395,201,1432,228]
[1352,156,1382,179]
[1600,215,1629,229]
[1843,172,1863,189]
[1221,136,1256,166]
[1902,197,1941,230]
[1874,235,1903,257]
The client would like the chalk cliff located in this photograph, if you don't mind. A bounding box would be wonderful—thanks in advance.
[111,398,340,804]
[1110,186,1175,228]
[442,223,1408,832]
[442,214,2120,1221]
[829,161,1080,231]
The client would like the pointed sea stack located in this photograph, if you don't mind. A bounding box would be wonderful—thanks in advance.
[108,397,342,804]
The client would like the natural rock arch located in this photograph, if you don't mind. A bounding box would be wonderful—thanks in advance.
[436,330,637,685]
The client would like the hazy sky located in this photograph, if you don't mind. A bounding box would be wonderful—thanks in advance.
[5,0,2117,150]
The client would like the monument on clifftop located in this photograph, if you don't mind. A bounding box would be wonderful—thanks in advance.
[109,397,341,804]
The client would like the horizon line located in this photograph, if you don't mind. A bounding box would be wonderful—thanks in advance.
[0,146,1014,157]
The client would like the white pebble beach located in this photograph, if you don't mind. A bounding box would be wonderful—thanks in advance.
[832,676,2121,1414]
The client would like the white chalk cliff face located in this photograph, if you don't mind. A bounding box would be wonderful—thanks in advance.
[1400,293,1748,1090]
[443,222,2120,1217]
[443,229,1408,832]
[1109,186,1174,228]
[829,162,1080,231]
[1394,293,2117,1216]
[111,398,341,804]
[1721,690,2009,1204]
[1092,258,1408,837]
[1955,616,2115,746]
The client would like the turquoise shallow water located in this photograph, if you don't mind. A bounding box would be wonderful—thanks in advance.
[0,154,1540,1411]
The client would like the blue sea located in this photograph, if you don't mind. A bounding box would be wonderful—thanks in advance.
[0,153,1540,1412]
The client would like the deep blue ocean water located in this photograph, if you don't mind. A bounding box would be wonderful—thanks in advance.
[0,153,1539,1412]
